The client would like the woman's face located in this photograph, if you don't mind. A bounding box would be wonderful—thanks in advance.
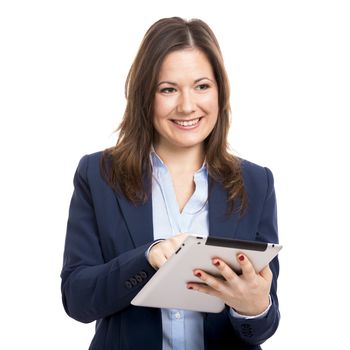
[153,48,219,152]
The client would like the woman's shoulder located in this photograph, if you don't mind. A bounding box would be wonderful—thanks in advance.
[240,158,272,174]
[239,158,275,194]
[76,150,104,171]
[73,150,107,186]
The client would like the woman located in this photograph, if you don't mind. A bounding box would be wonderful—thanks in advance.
[61,17,280,350]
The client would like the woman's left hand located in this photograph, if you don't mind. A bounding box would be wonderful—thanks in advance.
[187,254,272,316]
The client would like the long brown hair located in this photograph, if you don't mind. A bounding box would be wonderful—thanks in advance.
[101,17,247,214]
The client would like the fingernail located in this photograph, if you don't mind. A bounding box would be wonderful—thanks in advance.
[239,254,245,261]
[195,272,202,277]
[213,260,220,266]
[187,286,193,290]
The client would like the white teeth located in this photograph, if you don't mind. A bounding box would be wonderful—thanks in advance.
[173,118,200,127]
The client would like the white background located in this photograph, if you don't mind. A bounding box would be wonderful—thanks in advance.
[1,0,349,348]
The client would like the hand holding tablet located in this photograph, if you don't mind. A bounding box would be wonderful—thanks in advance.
[132,235,282,313]
[187,249,273,316]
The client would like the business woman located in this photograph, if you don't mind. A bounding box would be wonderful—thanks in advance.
[61,17,280,349]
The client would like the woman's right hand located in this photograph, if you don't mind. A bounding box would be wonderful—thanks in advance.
[148,233,188,270]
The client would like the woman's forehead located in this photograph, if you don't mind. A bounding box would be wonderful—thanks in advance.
[157,48,215,83]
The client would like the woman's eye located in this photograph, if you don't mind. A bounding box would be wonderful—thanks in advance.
[160,87,176,94]
[196,84,210,91]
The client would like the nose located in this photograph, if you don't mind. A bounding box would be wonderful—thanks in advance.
[177,90,196,114]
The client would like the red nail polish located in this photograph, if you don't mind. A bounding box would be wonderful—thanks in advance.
[188,286,193,290]
[195,272,202,277]
[239,255,245,261]
[214,260,220,266]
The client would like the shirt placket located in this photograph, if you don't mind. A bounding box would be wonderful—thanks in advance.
[171,309,185,350]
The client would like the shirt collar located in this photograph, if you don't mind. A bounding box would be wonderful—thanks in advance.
[150,146,166,170]
[150,146,207,175]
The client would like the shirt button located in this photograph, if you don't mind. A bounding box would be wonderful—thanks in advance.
[175,312,181,319]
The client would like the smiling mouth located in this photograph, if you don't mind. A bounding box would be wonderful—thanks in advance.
[171,117,202,127]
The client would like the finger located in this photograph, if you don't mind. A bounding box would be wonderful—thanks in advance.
[212,258,238,282]
[168,233,188,250]
[149,243,170,269]
[171,233,188,246]
[149,234,189,269]
[149,253,167,270]
[186,282,222,299]
[177,232,189,242]
[193,270,225,293]
[156,255,167,268]
[164,247,177,259]
[237,254,256,278]
[259,265,273,281]
[160,239,180,256]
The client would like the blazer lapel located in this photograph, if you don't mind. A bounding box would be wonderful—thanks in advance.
[115,177,239,246]
[115,191,154,248]
[208,179,240,239]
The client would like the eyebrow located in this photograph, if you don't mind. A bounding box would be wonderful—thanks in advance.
[157,77,214,86]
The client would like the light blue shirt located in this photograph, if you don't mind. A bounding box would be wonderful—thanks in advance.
[150,150,271,350]
[151,150,208,350]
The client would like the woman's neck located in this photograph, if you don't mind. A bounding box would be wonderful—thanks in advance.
[154,143,205,175]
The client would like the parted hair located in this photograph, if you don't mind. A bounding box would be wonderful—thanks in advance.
[101,17,247,214]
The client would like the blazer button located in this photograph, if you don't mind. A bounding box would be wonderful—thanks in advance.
[125,281,133,289]
[135,274,143,283]
[140,271,147,279]
[130,277,137,286]
[241,324,253,337]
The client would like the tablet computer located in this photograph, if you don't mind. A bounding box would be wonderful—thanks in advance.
[131,235,282,313]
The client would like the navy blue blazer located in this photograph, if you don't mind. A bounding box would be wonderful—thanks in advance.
[61,151,280,350]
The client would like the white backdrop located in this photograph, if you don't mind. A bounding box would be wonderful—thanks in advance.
[1,0,349,349]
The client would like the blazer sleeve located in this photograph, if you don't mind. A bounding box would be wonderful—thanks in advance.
[228,167,280,345]
[60,155,156,323]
